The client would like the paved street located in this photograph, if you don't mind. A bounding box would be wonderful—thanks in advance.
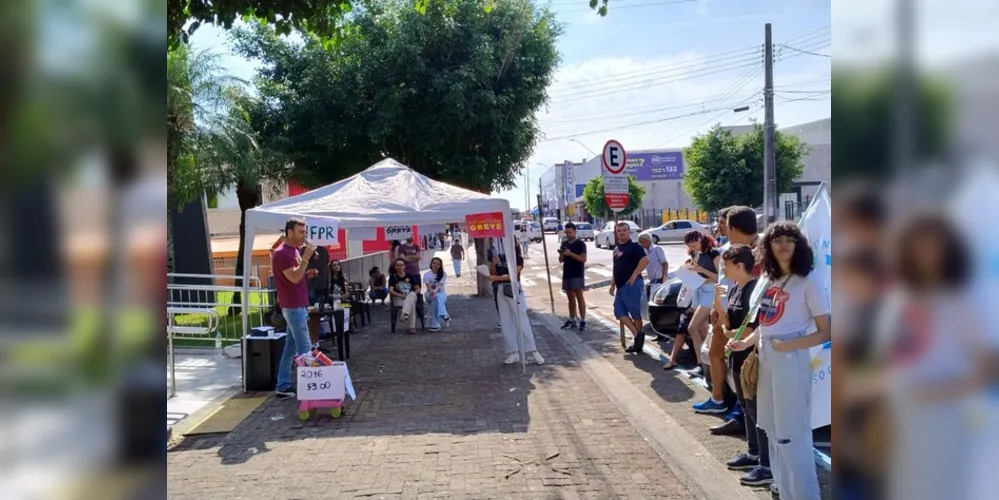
[166,244,826,499]
[520,233,690,291]
[167,255,760,499]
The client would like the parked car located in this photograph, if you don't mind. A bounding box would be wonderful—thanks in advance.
[594,220,642,249]
[650,278,737,393]
[573,222,595,241]
[640,219,709,244]
[513,220,544,242]
[542,217,558,233]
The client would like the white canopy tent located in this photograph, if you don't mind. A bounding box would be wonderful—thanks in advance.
[240,159,529,389]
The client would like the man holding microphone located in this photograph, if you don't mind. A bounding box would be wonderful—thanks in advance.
[272,218,319,398]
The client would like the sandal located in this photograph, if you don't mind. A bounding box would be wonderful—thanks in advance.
[407,329,417,335]
[662,362,679,371]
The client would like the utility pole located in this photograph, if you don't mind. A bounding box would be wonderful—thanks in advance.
[763,23,778,223]
[538,183,556,315]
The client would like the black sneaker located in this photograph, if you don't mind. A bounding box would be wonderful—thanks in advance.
[740,466,774,487]
[275,388,295,399]
[560,320,577,330]
[725,453,759,471]
[578,321,587,331]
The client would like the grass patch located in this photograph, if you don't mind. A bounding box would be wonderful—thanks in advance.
[171,291,272,348]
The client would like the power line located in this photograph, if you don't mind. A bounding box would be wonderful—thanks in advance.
[548,56,762,102]
[539,91,760,125]
[540,99,760,142]
[545,46,762,91]
[780,44,830,58]
[650,66,765,148]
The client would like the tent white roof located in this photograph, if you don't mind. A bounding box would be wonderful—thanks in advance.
[245,158,509,231]
[239,158,531,382]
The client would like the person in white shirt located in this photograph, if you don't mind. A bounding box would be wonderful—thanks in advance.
[423,257,451,331]
[728,221,829,500]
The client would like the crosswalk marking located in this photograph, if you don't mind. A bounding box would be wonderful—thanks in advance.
[589,267,613,277]
[545,274,562,283]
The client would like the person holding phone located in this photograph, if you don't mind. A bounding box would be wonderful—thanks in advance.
[558,222,588,331]
[272,218,320,399]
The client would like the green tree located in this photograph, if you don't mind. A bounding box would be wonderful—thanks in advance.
[168,0,354,48]
[831,69,951,181]
[581,175,647,219]
[682,122,807,212]
[232,0,562,193]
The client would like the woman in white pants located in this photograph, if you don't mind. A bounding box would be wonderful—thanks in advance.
[489,237,544,365]
[423,257,451,331]
[729,221,829,500]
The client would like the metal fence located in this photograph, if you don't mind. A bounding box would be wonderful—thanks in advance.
[624,208,712,229]
[784,197,812,221]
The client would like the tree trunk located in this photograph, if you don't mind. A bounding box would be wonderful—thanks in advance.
[228,181,261,316]
[473,237,493,298]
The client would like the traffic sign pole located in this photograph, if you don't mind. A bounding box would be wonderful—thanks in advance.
[601,140,629,212]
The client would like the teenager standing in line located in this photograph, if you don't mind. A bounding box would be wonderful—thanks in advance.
[729,221,829,500]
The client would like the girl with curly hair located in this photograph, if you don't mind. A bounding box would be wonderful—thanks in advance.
[727,221,829,499]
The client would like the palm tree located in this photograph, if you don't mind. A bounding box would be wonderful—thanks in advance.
[167,44,249,274]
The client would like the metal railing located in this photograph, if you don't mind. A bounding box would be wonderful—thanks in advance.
[167,306,221,398]
[168,273,277,395]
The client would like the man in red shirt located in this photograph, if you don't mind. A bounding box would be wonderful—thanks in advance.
[273,218,319,398]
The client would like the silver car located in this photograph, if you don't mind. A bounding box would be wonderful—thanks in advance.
[572,222,595,241]
[594,220,642,249]
[640,219,709,244]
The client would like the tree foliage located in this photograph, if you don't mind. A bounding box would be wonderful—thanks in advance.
[581,175,646,217]
[231,0,563,193]
[682,122,807,212]
[168,0,355,48]
[831,69,951,182]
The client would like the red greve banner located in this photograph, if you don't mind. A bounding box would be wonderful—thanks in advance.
[465,212,505,238]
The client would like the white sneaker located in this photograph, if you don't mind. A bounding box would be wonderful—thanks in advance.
[504,352,520,364]
[531,351,545,365]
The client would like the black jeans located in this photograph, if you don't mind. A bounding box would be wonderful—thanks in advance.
[731,348,771,467]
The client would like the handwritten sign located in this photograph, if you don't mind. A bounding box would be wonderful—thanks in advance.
[296,364,346,401]
[465,212,505,238]
[384,225,414,240]
[304,217,340,245]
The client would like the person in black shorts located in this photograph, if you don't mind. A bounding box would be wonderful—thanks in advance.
[558,222,588,331]
[719,244,772,487]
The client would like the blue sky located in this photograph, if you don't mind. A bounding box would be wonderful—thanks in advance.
[192,0,833,210]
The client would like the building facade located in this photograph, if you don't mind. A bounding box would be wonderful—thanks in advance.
[538,118,831,224]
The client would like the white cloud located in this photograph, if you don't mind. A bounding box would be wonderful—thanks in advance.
[492,49,831,209]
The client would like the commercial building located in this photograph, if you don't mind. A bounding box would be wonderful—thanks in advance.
[538,118,830,224]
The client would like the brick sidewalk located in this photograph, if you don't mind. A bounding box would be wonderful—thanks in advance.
[167,268,694,499]
[524,282,831,499]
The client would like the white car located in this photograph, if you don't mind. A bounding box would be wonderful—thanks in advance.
[594,220,642,249]
[572,222,595,241]
[640,219,709,244]
[542,217,558,233]
[513,220,543,242]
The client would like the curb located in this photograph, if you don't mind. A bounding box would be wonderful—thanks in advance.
[584,308,833,473]
[533,311,761,500]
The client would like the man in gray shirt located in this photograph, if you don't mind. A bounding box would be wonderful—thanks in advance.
[639,233,668,299]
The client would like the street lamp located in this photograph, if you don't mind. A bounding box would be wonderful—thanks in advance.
[568,138,599,158]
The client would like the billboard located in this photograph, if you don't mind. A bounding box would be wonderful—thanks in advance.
[625,152,684,181]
